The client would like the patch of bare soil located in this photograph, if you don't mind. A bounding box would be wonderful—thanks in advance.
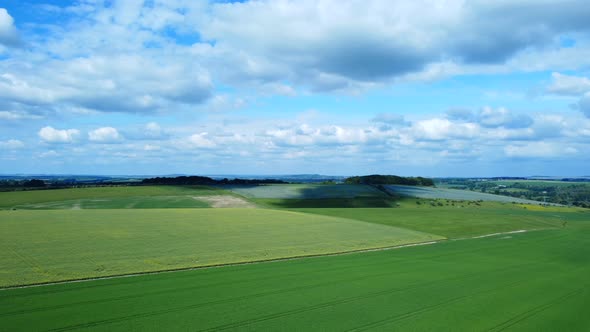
[193,195,256,208]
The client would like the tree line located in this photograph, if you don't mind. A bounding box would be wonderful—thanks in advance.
[141,176,287,186]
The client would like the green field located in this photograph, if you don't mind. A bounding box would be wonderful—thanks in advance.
[293,203,569,238]
[2,212,589,331]
[384,184,543,204]
[1,185,589,330]
[0,186,227,209]
[225,184,387,199]
[0,209,440,287]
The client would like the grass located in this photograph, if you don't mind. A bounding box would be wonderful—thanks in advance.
[384,184,543,204]
[225,184,387,199]
[0,208,440,287]
[13,196,211,209]
[253,197,398,208]
[292,201,569,238]
[2,211,589,331]
[0,185,228,209]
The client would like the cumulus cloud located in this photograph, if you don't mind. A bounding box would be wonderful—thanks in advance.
[477,107,533,129]
[88,127,123,143]
[188,132,216,149]
[200,0,590,89]
[409,118,478,141]
[0,139,24,149]
[142,122,168,139]
[505,142,578,158]
[38,126,80,143]
[545,72,590,118]
[2,0,590,117]
[547,72,590,96]
[0,8,19,47]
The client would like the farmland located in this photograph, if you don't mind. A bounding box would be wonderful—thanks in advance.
[384,185,544,204]
[293,203,569,238]
[225,183,387,199]
[0,186,227,209]
[0,208,440,287]
[2,211,589,331]
[437,178,590,207]
[0,183,589,331]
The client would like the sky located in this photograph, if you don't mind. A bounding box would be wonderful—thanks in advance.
[1,0,590,177]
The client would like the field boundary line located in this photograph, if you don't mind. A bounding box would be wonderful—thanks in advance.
[0,240,443,291]
[0,228,550,291]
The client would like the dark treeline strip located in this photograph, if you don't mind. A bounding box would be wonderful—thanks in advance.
[344,175,434,186]
[141,176,287,186]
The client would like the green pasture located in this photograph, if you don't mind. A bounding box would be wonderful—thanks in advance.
[253,197,398,208]
[293,202,569,238]
[0,209,440,287]
[225,184,386,199]
[13,196,211,209]
[0,186,226,209]
[2,211,589,331]
[384,184,542,204]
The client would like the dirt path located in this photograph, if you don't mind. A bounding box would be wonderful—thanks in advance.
[193,195,256,208]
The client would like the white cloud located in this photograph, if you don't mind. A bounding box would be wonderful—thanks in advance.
[199,0,590,90]
[410,118,478,141]
[88,127,123,143]
[38,126,80,143]
[0,139,24,149]
[0,8,19,46]
[38,150,59,158]
[0,111,43,121]
[188,132,216,149]
[144,122,163,138]
[505,142,578,158]
[477,107,533,129]
[547,72,590,96]
[143,144,160,151]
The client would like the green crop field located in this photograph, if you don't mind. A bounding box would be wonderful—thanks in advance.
[225,184,387,199]
[2,211,589,331]
[292,202,570,238]
[0,186,250,210]
[0,186,238,209]
[384,185,543,204]
[0,209,440,287]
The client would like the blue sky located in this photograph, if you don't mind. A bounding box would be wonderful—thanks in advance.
[1,0,590,176]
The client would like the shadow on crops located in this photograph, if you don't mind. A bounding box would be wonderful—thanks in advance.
[262,197,398,208]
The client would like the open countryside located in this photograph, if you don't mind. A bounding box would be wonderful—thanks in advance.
[2,1,590,330]
[1,177,589,331]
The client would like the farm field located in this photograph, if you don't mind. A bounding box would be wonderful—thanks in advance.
[2,212,589,331]
[0,186,228,209]
[225,183,387,199]
[384,185,544,204]
[0,208,441,287]
[293,203,570,238]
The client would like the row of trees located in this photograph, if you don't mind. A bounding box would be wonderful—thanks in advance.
[141,176,286,186]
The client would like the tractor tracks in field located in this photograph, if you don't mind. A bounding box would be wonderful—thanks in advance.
[41,262,534,331]
[485,287,585,332]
